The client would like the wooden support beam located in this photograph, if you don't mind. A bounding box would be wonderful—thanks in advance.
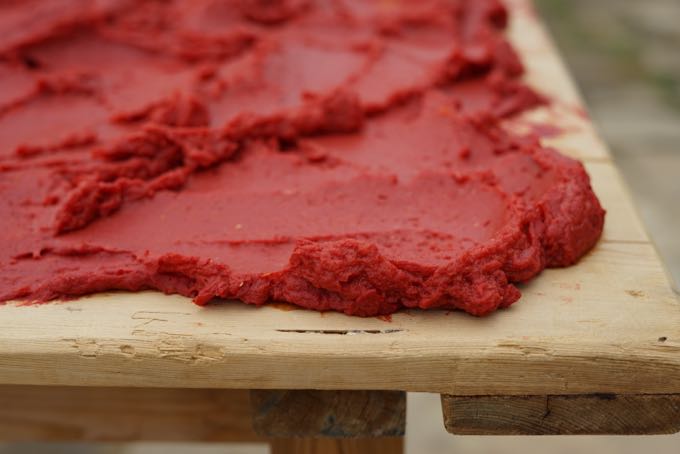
[251,390,406,438]
[269,437,404,454]
[0,385,262,442]
[441,394,680,435]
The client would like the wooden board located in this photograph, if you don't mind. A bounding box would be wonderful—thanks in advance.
[0,0,678,396]
[441,393,680,435]
[0,386,261,441]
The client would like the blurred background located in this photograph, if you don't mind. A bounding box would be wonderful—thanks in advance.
[2,0,678,453]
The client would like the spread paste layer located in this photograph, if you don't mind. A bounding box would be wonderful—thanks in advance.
[0,0,605,316]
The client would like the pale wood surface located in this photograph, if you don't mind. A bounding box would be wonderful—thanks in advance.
[0,386,261,441]
[0,0,678,396]
[442,394,680,435]
[250,390,405,437]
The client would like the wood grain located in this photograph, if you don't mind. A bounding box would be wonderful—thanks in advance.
[269,437,403,454]
[442,394,680,435]
[0,0,677,398]
[0,241,677,395]
[0,385,261,441]
[251,390,405,437]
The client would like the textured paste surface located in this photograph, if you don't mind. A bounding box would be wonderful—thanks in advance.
[0,0,604,316]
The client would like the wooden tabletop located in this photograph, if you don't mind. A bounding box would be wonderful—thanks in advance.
[1,0,678,396]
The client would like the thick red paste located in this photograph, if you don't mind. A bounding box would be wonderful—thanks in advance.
[0,0,605,316]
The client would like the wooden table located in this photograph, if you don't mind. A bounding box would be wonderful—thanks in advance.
[1,1,679,452]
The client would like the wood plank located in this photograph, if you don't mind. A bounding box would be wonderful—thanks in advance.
[0,241,677,395]
[0,385,261,442]
[251,390,405,437]
[442,394,680,435]
[0,0,677,398]
[269,437,403,454]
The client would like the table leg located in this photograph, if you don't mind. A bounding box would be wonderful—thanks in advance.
[251,389,406,438]
[251,389,405,453]
[269,437,404,454]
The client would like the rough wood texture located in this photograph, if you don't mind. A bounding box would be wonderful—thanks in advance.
[0,385,261,441]
[251,390,405,437]
[269,437,403,454]
[0,0,678,397]
[442,394,680,435]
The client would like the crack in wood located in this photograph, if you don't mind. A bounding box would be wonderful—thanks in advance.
[276,329,404,335]
[542,395,551,419]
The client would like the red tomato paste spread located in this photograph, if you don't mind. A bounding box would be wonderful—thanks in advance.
[0,0,604,316]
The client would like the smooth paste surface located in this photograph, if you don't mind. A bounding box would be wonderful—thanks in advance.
[0,0,605,316]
